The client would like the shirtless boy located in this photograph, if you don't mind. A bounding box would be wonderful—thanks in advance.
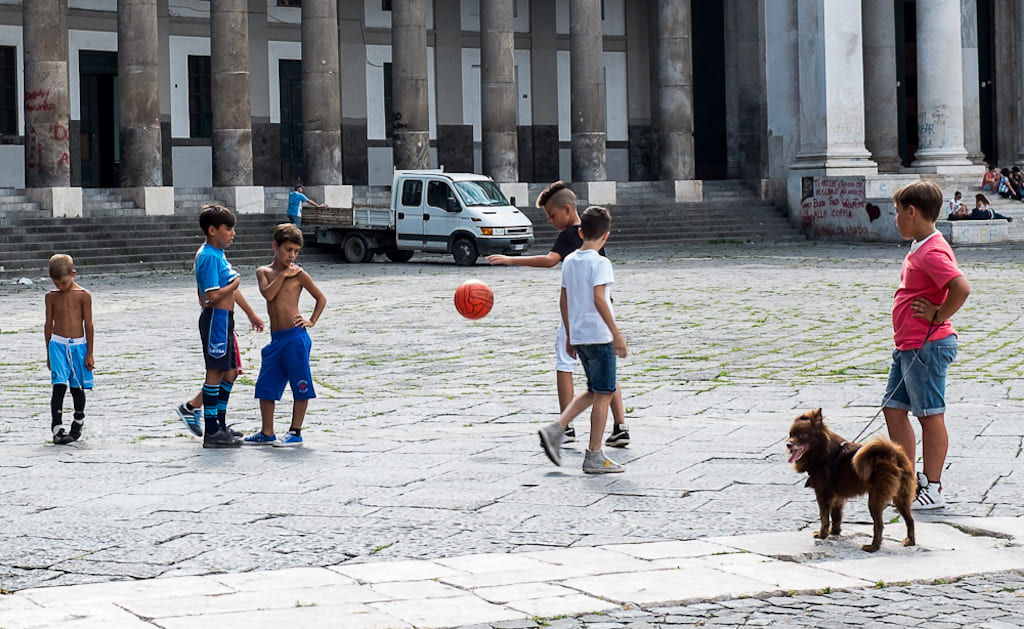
[44,254,94,445]
[244,224,327,447]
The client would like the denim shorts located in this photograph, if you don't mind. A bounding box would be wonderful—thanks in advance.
[575,342,617,394]
[882,335,958,417]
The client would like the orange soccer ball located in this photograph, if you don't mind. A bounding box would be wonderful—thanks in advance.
[454,279,494,320]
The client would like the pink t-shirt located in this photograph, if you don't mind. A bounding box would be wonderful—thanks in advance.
[892,232,962,350]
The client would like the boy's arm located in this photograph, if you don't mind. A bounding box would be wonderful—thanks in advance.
[204,275,240,307]
[593,284,627,358]
[559,287,575,360]
[296,271,327,328]
[235,289,264,332]
[487,251,562,267]
[257,265,301,302]
[82,290,95,369]
[912,276,970,324]
[44,293,53,370]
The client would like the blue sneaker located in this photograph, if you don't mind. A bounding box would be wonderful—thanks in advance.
[273,431,303,447]
[176,403,202,438]
[243,431,278,445]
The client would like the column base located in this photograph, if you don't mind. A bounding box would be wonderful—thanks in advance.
[574,181,616,206]
[791,150,878,176]
[498,182,529,207]
[214,186,265,214]
[911,148,981,174]
[306,185,353,209]
[27,187,82,218]
[122,187,174,216]
[674,180,703,202]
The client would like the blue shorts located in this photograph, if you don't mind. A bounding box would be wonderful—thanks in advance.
[575,342,617,394]
[287,214,301,227]
[883,334,958,417]
[49,335,93,389]
[254,327,316,401]
[199,308,236,371]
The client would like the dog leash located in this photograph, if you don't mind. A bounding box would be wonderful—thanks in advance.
[850,315,940,445]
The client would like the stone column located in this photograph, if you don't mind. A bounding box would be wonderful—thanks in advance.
[23,0,81,216]
[962,0,984,164]
[480,0,518,182]
[656,0,693,181]
[790,0,875,174]
[23,0,71,188]
[211,0,253,187]
[529,0,560,182]
[391,0,430,170]
[569,0,606,183]
[301,0,343,184]
[861,0,901,171]
[118,0,163,187]
[912,0,973,170]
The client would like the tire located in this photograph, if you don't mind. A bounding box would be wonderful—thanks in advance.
[342,233,372,263]
[451,237,479,266]
[385,249,414,263]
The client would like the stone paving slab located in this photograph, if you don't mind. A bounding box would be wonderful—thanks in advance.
[2,518,1024,628]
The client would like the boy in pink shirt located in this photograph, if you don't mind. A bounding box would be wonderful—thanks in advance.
[884,181,971,510]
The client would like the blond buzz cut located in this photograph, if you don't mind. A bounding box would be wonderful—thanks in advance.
[48,253,74,279]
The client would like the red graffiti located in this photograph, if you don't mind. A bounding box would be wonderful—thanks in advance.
[27,126,39,172]
[51,123,68,141]
[25,89,56,112]
[57,152,69,168]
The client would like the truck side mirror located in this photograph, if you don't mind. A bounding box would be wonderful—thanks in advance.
[447,198,460,213]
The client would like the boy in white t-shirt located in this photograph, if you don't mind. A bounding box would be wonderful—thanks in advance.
[537,206,628,474]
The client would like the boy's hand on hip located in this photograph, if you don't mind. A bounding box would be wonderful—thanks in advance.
[910,297,939,322]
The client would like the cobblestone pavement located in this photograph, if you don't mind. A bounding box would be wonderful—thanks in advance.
[2,240,1024,626]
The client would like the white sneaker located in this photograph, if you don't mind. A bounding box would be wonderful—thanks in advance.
[582,448,625,474]
[913,471,945,510]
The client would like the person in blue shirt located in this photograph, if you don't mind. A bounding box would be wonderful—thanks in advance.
[287,185,324,227]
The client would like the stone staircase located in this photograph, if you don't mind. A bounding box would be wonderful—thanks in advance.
[82,188,142,217]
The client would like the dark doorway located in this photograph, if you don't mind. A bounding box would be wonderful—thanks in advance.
[79,51,118,188]
[691,1,727,180]
[977,0,995,165]
[895,0,918,167]
[279,59,303,183]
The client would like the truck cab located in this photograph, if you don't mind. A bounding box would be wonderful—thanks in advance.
[393,170,534,265]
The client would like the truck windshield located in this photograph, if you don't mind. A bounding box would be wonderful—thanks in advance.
[454,180,508,207]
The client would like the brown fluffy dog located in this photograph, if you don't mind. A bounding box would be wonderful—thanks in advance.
[786,409,916,552]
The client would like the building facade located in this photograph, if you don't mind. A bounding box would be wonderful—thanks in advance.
[0,0,1013,225]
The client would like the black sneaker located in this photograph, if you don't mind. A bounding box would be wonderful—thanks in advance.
[69,420,84,441]
[605,424,630,447]
[563,424,576,444]
[202,429,242,449]
[52,428,73,445]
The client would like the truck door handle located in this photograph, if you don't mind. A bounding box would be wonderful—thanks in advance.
[397,212,405,220]
[423,213,430,221]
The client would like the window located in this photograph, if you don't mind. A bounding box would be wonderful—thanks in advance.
[383,62,394,138]
[188,55,211,138]
[0,46,16,135]
[427,181,456,211]
[401,180,422,207]
[382,0,392,10]
[277,0,301,6]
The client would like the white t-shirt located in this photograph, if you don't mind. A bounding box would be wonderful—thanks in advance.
[561,249,614,345]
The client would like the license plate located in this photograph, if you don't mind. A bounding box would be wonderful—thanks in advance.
[511,244,524,251]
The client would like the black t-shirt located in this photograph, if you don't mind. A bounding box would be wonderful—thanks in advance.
[550,224,606,261]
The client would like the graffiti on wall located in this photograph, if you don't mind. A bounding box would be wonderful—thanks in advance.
[800,176,890,241]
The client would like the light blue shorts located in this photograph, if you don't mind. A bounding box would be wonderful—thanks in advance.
[49,335,93,389]
[883,335,957,417]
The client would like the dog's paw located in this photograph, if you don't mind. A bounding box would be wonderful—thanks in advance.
[813,531,828,540]
[860,543,880,553]
[903,537,915,547]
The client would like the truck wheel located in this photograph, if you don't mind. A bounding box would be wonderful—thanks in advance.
[451,237,479,266]
[385,249,414,263]
[342,233,372,263]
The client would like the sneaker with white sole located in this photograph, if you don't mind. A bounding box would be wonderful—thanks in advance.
[273,430,303,447]
[538,422,564,466]
[243,431,278,445]
[582,448,625,474]
[605,423,630,447]
[175,403,202,438]
[563,424,576,444]
[913,471,944,510]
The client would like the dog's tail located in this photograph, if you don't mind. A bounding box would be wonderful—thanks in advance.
[852,438,915,500]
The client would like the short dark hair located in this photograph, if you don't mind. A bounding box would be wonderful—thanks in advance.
[892,181,942,222]
[273,223,304,247]
[294,184,303,191]
[535,180,575,209]
[580,206,611,240]
[199,203,236,234]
